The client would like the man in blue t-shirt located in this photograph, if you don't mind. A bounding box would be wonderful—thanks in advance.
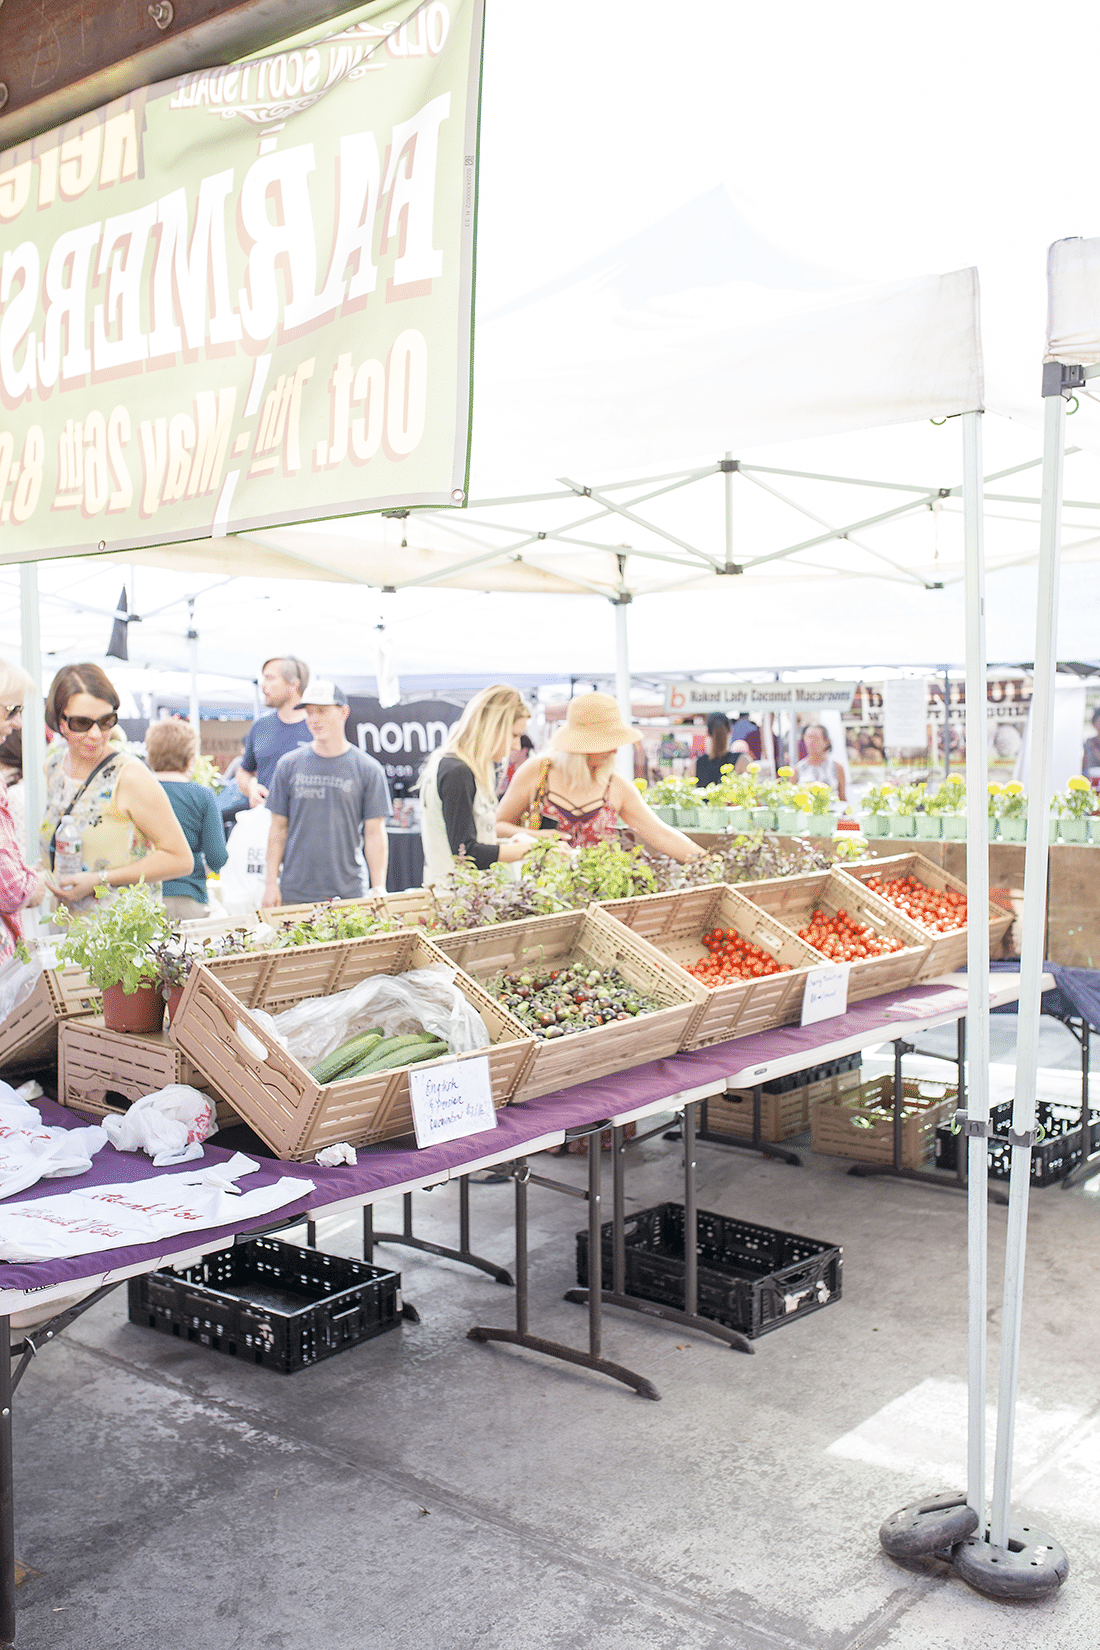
[264,681,391,905]
[239,655,313,806]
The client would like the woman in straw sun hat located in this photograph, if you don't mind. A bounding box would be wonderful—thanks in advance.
[497,692,705,861]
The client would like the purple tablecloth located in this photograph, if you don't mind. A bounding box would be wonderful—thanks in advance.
[0,979,967,1300]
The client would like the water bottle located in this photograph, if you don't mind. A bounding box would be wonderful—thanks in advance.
[54,817,83,877]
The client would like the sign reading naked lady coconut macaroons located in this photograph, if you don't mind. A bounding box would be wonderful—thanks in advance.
[0,0,484,561]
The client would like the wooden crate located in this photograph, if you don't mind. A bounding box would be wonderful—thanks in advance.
[0,960,100,1074]
[705,1067,862,1142]
[169,930,535,1160]
[430,907,705,1103]
[839,852,1013,976]
[260,888,438,935]
[59,1018,240,1129]
[737,870,929,1004]
[599,884,826,1049]
[811,1075,957,1166]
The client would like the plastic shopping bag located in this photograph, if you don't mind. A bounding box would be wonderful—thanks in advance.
[270,965,491,1069]
[217,805,271,915]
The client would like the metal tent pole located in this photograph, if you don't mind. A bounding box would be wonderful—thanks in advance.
[187,599,200,733]
[613,582,633,782]
[990,384,1063,1543]
[19,564,46,870]
[961,411,990,1525]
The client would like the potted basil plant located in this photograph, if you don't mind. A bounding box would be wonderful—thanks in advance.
[56,881,172,1034]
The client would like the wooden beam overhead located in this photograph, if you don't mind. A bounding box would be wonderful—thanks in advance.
[0,0,369,148]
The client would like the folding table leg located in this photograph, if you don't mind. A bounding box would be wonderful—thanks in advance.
[468,1154,660,1399]
[0,1315,13,1650]
[565,1105,753,1354]
[366,1183,513,1284]
[1062,1019,1100,1188]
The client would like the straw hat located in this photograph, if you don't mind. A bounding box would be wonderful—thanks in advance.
[549,692,642,753]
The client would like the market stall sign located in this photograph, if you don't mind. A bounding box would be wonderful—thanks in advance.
[348,695,461,788]
[664,682,860,715]
[0,0,484,563]
[409,1054,495,1148]
[801,963,850,1027]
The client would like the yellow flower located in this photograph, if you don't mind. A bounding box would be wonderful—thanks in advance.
[1067,775,1091,792]
[988,782,1003,795]
[777,766,794,779]
[634,778,647,792]
[881,783,895,795]
[792,791,811,809]
[1004,781,1023,795]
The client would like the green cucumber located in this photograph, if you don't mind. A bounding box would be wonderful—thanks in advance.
[309,1027,384,1084]
[360,1041,448,1075]
[353,1031,438,1073]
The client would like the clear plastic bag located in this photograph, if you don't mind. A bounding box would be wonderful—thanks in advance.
[269,965,490,1068]
[0,951,42,1025]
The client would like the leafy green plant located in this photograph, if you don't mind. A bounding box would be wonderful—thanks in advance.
[995,781,1027,821]
[926,775,966,816]
[861,782,896,817]
[56,882,171,993]
[804,781,833,816]
[893,782,926,817]
[1055,775,1095,820]
[190,754,225,792]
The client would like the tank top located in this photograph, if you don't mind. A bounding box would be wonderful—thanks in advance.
[40,743,156,909]
[419,753,500,886]
[539,782,619,849]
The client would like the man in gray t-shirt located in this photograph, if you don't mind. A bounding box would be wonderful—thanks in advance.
[263,681,391,905]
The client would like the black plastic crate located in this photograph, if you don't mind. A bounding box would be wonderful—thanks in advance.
[128,1237,402,1373]
[763,1051,862,1095]
[936,1099,1100,1187]
[576,1202,841,1339]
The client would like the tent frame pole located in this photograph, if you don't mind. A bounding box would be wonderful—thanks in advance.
[961,410,990,1526]
[989,379,1066,1549]
[613,583,633,782]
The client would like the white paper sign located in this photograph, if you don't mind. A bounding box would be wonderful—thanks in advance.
[408,1056,497,1150]
[883,678,929,749]
[801,964,851,1027]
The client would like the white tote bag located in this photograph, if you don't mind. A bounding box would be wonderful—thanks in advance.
[218,806,271,915]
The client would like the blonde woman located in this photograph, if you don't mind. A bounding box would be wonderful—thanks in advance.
[420,685,538,885]
[0,658,47,961]
[498,692,704,862]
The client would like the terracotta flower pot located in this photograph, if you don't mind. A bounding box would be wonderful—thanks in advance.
[101,981,165,1034]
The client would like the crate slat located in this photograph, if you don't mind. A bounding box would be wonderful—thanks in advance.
[600,884,826,1049]
[737,870,929,1002]
[430,907,704,1101]
[169,930,535,1159]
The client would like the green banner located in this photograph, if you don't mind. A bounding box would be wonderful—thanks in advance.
[0,0,483,562]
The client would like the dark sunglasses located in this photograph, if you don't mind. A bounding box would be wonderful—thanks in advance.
[62,711,118,733]
[2,704,22,719]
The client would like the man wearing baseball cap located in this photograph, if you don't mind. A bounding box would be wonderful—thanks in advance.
[263,680,391,906]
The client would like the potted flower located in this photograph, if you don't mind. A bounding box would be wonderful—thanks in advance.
[148,934,193,1024]
[721,765,757,833]
[1052,775,1095,844]
[804,781,835,835]
[749,766,778,831]
[859,781,895,838]
[773,767,803,835]
[995,780,1027,842]
[56,881,172,1033]
[889,782,924,837]
[909,780,941,840]
[928,774,967,839]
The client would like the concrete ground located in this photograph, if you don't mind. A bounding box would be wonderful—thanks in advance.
[10,1015,1100,1650]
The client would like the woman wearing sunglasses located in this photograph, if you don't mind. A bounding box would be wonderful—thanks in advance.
[0,659,47,961]
[40,664,192,911]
